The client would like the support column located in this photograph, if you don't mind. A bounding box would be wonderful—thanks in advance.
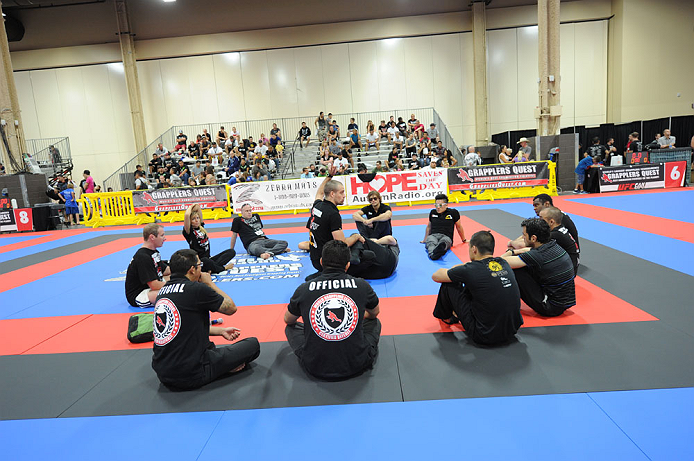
[0,1,27,174]
[537,0,561,136]
[471,1,489,147]
[115,0,147,154]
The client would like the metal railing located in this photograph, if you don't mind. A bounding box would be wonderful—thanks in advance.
[103,107,463,190]
[24,136,73,179]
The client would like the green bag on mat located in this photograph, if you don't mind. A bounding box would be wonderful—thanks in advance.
[127,313,154,343]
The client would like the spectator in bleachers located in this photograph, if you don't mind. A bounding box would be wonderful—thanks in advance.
[237,140,248,160]
[405,133,417,156]
[396,117,408,136]
[134,164,145,178]
[320,149,334,168]
[365,128,380,154]
[378,120,389,140]
[348,129,362,152]
[49,145,62,164]
[259,132,269,145]
[392,131,404,151]
[328,120,340,142]
[372,161,386,174]
[176,130,188,151]
[326,112,334,125]
[386,121,400,144]
[226,150,241,175]
[348,118,358,132]
[251,160,269,181]
[169,167,183,188]
[417,138,430,158]
[427,123,439,143]
[247,136,257,151]
[317,167,328,177]
[190,160,204,178]
[298,122,312,148]
[269,133,281,149]
[408,153,422,170]
[341,144,354,169]
[366,120,375,133]
[155,143,168,156]
[408,114,425,139]
[445,149,458,167]
[255,140,269,157]
[388,147,402,170]
[315,111,328,142]
[267,145,281,170]
[209,142,223,157]
[441,158,450,168]
[658,129,676,148]
[464,147,481,167]
[205,166,217,185]
[177,160,190,183]
[433,140,446,157]
[156,166,169,188]
[334,152,350,173]
[135,170,148,190]
[270,123,282,142]
[238,158,249,175]
[230,127,240,143]
[201,129,212,142]
[499,145,512,163]
[188,138,200,158]
[200,136,210,156]
[224,135,235,154]
[329,139,341,157]
[216,127,228,147]
[300,167,315,179]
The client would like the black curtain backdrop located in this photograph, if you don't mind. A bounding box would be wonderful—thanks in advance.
[492,116,693,158]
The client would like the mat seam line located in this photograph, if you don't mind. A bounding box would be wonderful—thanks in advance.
[585,393,653,461]
[195,411,226,461]
[392,336,405,402]
[19,313,94,354]
[55,349,139,418]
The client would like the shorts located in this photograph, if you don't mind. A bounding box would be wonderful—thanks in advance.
[135,288,154,308]
[576,173,585,184]
[65,205,79,215]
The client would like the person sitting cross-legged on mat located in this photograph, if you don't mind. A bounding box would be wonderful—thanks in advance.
[352,190,393,240]
[432,230,523,345]
[183,204,236,274]
[125,223,171,308]
[152,249,260,391]
[284,240,381,380]
[501,218,576,317]
[230,203,290,259]
[421,193,466,260]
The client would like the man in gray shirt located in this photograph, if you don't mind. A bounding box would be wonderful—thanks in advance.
[329,139,342,156]
[657,129,676,148]
[427,123,439,142]
[517,137,532,159]
[190,160,204,177]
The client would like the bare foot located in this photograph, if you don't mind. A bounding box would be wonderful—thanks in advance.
[224,263,235,270]
[230,363,246,373]
[283,248,291,253]
[260,253,272,260]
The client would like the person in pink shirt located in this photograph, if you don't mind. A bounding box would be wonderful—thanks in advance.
[83,170,95,193]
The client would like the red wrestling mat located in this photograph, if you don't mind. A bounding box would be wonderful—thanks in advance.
[1,276,657,356]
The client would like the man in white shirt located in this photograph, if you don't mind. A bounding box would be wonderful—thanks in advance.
[386,122,400,144]
[155,143,168,156]
[254,141,269,157]
[365,129,380,153]
[334,152,350,171]
[464,147,482,167]
[208,142,223,156]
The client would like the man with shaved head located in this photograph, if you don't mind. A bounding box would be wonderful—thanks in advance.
[539,206,580,275]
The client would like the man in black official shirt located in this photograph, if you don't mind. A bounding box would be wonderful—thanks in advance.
[421,193,467,260]
[230,203,289,259]
[284,240,381,380]
[586,137,607,162]
[152,249,260,391]
[502,218,576,317]
[539,206,580,275]
[125,223,170,308]
[508,193,579,251]
[306,167,365,275]
[432,230,522,345]
[351,190,393,239]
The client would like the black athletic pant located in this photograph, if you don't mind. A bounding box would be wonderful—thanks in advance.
[285,319,381,379]
[201,249,236,274]
[433,283,477,339]
[356,221,390,240]
[160,337,261,391]
[512,267,565,317]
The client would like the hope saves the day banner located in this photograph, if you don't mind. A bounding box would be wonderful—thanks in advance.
[344,169,447,206]
[447,161,550,191]
[132,185,228,213]
[598,161,686,192]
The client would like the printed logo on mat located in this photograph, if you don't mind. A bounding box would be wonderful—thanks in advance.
[153,298,181,346]
[309,293,359,341]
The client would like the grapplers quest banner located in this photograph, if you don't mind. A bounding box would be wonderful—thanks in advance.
[132,185,228,213]
[448,161,550,191]
[598,161,686,192]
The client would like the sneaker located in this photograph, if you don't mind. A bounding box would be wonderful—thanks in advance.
[580,190,589,194]
[430,241,447,260]
[573,189,580,194]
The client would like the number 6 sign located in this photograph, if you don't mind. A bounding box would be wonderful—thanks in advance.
[14,208,33,231]
[664,161,687,189]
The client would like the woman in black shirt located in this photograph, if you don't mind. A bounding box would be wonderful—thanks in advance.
[183,204,236,273]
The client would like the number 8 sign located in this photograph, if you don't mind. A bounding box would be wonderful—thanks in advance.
[664,161,687,189]
[14,208,33,231]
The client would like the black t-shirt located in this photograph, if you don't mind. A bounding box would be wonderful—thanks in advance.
[587,144,607,160]
[561,213,579,250]
[347,239,399,280]
[287,269,379,379]
[177,134,188,145]
[519,240,576,313]
[396,121,407,133]
[188,143,200,156]
[428,207,460,240]
[151,276,224,382]
[182,224,211,259]
[299,127,311,137]
[447,257,522,344]
[359,203,392,236]
[550,225,579,274]
[348,123,358,131]
[149,158,162,169]
[124,247,167,306]
[238,145,248,157]
[307,199,342,262]
[231,214,266,249]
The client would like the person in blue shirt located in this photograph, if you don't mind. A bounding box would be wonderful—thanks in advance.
[574,152,594,194]
[59,182,80,226]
